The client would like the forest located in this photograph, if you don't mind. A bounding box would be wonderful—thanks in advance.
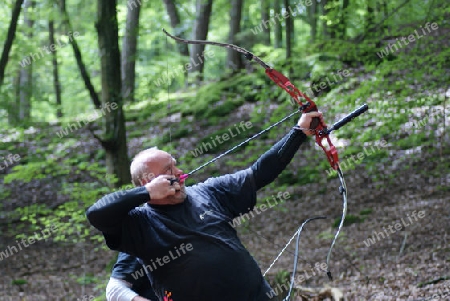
[0,0,449,300]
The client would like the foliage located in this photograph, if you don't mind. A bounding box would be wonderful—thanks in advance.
[4,148,111,244]
[0,0,449,298]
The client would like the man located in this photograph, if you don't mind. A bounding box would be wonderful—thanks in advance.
[87,111,323,301]
[106,252,157,301]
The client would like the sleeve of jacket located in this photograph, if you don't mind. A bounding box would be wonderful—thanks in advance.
[251,127,307,190]
[106,277,140,301]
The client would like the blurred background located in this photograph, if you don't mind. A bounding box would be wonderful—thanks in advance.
[0,0,448,300]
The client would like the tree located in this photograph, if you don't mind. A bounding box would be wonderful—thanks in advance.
[227,0,244,71]
[18,0,34,123]
[341,0,349,38]
[261,0,271,45]
[0,0,24,89]
[59,0,101,109]
[96,0,131,186]
[283,0,292,60]
[162,0,189,57]
[49,20,62,118]
[190,0,213,80]
[321,0,329,37]
[274,0,282,48]
[308,0,318,42]
[122,0,141,103]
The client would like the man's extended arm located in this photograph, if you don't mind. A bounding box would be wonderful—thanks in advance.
[250,111,323,190]
[251,127,307,190]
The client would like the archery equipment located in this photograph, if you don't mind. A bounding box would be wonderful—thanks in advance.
[162,29,368,294]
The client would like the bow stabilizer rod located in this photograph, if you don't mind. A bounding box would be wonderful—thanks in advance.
[323,104,369,135]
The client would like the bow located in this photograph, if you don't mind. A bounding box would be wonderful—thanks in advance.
[163,29,368,286]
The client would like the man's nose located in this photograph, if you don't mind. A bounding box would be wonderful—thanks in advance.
[174,166,183,176]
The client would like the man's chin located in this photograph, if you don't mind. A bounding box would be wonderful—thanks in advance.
[173,190,186,201]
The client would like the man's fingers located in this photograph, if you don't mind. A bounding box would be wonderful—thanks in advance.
[306,111,325,126]
[167,187,176,195]
[306,111,322,117]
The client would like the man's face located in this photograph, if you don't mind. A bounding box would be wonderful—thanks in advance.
[146,150,186,202]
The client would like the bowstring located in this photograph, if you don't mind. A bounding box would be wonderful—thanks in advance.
[165,33,173,176]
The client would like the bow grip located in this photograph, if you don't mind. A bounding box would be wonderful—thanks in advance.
[302,103,321,130]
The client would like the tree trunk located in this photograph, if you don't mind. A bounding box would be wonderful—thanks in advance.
[163,0,189,57]
[59,0,101,109]
[326,0,341,39]
[308,0,317,42]
[19,0,34,123]
[190,0,213,80]
[121,1,141,104]
[97,0,131,187]
[261,0,270,45]
[274,0,282,48]
[8,71,21,125]
[49,20,62,118]
[0,0,24,88]
[283,0,292,60]
[321,0,328,38]
[227,0,244,71]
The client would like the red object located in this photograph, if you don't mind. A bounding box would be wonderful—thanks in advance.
[179,174,189,183]
[265,69,339,170]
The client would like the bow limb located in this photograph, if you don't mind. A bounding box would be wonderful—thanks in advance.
[162,29,272,70]
[326,166,347,280]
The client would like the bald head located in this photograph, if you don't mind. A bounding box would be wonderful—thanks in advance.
[131,148,164,186]
[130,148,180,186]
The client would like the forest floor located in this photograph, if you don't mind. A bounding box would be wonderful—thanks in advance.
[0,101,449,301]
